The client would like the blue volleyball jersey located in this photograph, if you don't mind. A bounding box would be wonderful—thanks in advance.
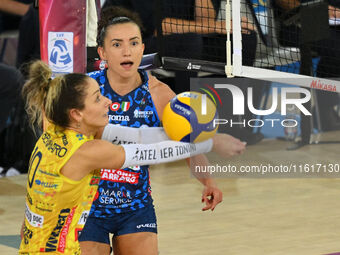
[88,69,160,216]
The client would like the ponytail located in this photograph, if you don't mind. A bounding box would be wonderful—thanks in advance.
[23,60,89,129]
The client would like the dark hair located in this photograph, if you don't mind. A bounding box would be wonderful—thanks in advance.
[97,6,144,47]
[22,60,89,128]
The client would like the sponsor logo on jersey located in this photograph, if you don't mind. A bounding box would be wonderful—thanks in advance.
[27,192,33,205]
[22,222,33,245]
[77,210,89,225]
[133,110,153,118]
[57,206,76,253]
[35,179,58,189]
[110,102,120,111]
[142,84,149,92]
[38,169,59,177]
[136,223,157,229]
[35,201,54,213]
[90,176,100,186]
[101,169,140,184]
[109,115,130,122]
[76,134,84,141]
[44,208,70,251]
[61,134,68,146]
[34,189,56,198]
[98,187,133,205]
[35,206,53,213]
[121,101,130,111]
[25,203,44,228]
[110,101,130,112]
[128,165,140,171]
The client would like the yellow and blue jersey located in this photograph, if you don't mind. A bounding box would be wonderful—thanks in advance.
[19,124,100,254]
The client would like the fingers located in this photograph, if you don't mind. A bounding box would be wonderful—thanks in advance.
[235,140,246,152]
[230,138,246,156]
[202,196,212,211]
[210,190,223,211]
[202,196,221,211]
[201,189,223,211]
[202,201,213,211]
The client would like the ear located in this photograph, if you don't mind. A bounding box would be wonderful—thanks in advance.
[69,108,83,124]
[97,46,106,61]
[141,43,145,54]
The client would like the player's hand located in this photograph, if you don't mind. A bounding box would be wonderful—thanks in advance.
[201,183,223,211]
[212,133,246,158]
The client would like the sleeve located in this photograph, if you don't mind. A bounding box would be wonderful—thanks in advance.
[102,123,169,144]
[121,139,213,168]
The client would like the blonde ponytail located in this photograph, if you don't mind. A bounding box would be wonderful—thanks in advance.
[22,60,52,128]
[22,60,89,129]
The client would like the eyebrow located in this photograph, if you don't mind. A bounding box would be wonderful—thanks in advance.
[111,36,140,42]
[92,89,100,96]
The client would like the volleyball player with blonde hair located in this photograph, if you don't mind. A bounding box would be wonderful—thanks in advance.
[19,60,241,254]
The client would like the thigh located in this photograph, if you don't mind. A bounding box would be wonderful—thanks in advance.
[80,241,111,255]
[113,232,158,255]
[78,216,112,254]
[113,204,158,255]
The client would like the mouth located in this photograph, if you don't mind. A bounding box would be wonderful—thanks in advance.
[120,61,134,69]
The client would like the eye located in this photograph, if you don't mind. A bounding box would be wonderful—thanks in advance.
[131,41,139,46]
[113,42,120,47]
[95,95,101,102]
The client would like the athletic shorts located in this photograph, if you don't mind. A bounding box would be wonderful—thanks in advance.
[78,204,157,244]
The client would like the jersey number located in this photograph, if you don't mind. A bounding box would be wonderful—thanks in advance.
[28,146,42,188]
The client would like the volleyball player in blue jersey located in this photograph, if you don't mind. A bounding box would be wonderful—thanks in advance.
[79,6,246,255]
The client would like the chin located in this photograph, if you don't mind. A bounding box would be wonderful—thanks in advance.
[102,120,109,127]
[120,71,135,78]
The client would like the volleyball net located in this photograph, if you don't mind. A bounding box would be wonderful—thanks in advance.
[156,0,340,92]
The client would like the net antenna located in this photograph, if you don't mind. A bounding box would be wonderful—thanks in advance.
[230,0,340,93]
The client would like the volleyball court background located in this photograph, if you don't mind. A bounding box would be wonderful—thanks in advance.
[155,0,340,141]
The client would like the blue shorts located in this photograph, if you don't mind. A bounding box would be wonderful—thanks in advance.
[78,204,157,244]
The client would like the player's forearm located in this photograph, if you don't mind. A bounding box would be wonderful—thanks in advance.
[186,155,217,187]
[0,0,29,16]
[161,18,217,34]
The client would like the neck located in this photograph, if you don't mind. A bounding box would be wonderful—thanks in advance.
[106,69,142,95]
[67,125,96,138]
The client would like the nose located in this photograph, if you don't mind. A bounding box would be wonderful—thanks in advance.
[122,45,131,56]
[105,97,112,107]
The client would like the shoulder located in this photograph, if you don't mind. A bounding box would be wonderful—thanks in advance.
[87,70,105,79]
